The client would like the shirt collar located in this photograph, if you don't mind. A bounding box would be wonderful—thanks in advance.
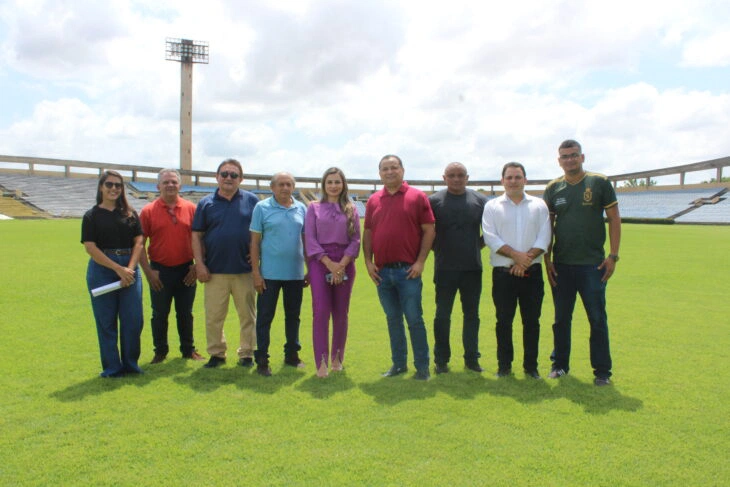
[382,181,409,196]
[213,189,241,201]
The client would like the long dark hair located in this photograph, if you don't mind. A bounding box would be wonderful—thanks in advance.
[96,170,134,217]
[320,167,355,237]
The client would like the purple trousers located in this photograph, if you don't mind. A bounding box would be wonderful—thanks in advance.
[308,243,355,369]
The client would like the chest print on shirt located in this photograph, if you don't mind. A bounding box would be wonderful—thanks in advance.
[583,187,593,205]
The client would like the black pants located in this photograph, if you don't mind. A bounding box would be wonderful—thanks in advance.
[491,264,544,372]
[254,279,304,363]
[433,269,482,365]
[149,261,196,356]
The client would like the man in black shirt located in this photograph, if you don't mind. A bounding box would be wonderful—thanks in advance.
[428,162,488,373]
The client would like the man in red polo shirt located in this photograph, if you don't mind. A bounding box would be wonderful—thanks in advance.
[140,169,203,363]
[363,155,435,380]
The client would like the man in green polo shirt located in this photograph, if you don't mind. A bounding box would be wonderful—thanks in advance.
[543,139,621,386]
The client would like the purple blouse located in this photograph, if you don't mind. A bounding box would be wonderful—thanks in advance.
[304,201,361,261]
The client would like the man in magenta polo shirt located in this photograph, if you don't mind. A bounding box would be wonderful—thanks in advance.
[363,154,436,380]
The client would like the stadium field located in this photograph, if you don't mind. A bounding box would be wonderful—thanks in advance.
[1,220,728,486]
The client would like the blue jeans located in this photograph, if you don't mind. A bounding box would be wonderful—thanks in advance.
[254,279,304,363]
[551,263,612,378]
[149,261,197,356]
[86,256,143,377]
[377,267,430,372]
[433,269,482,365]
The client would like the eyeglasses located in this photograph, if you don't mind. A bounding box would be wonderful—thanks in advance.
[219,171,240,179]
[103,181,123,189]
[559,153,581,161]
[166,206,178,224]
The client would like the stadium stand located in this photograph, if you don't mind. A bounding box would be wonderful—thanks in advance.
[0,171,727,224]
[0,191,48,218]
[353,200,366,217]
[0,173,148,218]
[615,188,729,222]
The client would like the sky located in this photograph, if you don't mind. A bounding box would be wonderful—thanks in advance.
[1,0,729,185]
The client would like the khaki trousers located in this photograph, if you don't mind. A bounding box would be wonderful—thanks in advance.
[204,273,256,359]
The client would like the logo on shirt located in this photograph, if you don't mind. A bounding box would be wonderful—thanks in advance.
[554,197,567,207]
[583,188,593,204]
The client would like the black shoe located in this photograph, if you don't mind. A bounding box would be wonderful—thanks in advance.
[495,368,512,378]
[465,362,484,373]
[413,369,431,381]
[256,363,272,377]
[203,356,226,368]
[434,363,450,374]
[594,376,612,386]
[382,365,408,377]
[524,369,542,380]
[284,352,304,368]
[150,354,167,364]
[238,357,254,367]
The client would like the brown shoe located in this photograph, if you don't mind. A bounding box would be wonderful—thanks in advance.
[256,363,272,377]
[150,354,167,364]
[184,351,205,361]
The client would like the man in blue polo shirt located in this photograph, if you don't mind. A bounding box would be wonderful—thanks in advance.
[192,159,260,369]
[250,172,308,376]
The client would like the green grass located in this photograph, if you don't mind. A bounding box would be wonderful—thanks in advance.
[1,220,728,486]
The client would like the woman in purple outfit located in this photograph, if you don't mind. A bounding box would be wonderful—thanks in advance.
[305,167,361,378]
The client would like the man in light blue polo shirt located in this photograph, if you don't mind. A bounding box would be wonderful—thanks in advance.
[250,172,308,376]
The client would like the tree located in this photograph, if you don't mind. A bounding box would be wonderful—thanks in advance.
[622,178,657,188]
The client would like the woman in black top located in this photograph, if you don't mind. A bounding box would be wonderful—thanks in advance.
[81,170,144,377]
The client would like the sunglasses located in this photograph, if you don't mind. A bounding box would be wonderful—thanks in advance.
[103,181,123,189]
[219,171,240,179]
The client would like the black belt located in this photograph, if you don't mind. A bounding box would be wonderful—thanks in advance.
[151,260,193,270]
[382,261,411,269]
[495,263,541,273]
[104,248,132,256]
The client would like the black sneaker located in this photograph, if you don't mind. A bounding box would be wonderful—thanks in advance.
[495,368,512,378]
[382,365,408,377]
[524,370,542,380]
[238,357,254,367]
[594,377,612,386]
[203,356,226,368]
[413,369,430,381]
[284,352,304,368]
[465,362,484,373]
[434,363,450,374]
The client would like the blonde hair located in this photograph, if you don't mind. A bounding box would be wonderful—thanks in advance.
[320,167,355,237]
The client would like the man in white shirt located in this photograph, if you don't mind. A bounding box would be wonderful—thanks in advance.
[482,162,551,379]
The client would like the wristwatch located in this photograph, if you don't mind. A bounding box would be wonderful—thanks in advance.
[608,254,619,262]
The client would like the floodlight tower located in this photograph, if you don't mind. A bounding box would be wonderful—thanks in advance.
[165,38,209,184]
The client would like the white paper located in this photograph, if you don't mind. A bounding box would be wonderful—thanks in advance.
[91,280,123,297]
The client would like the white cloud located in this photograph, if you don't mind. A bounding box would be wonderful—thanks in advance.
[682,31,730,67]
[1,0,729,186]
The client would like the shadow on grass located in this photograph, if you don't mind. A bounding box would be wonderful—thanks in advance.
[358,373,438,405]
[236,364,306,395]
[548,375,644,414]
[481,373,554,404]
[170,360,308,394]
[428,369,490,400]
[296,370,356,398]
[50,359,190,402]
